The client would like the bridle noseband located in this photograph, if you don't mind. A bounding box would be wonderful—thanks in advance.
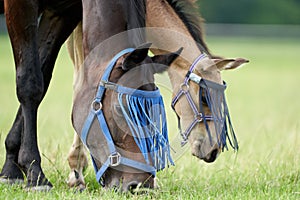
[171,54,211,146]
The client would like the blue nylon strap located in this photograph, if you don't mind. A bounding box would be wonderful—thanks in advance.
[95,48,135,101]
[81,110,96,146]
[96,159,110,183]
[120,157,156,175]
[102,48,135,81]
[81,48,134,146]
[116,85,161,97]
[95,157,156,183]
[96,110,117,153]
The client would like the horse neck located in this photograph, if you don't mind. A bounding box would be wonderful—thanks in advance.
[82,0,146,55]
[146,0,204,91]
[147,0,202,56]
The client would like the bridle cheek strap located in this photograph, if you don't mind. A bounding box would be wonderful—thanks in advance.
[171,82,213,146]
[171,53,214,146]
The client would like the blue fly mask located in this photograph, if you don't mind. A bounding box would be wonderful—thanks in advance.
[171,54,239,151]
[80,48,173,185]
[107,82,173,170]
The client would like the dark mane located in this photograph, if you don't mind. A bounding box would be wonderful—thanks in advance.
[166,0,211,55]
[123,0,146,47]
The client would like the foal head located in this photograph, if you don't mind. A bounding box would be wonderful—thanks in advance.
[170,54,248,162]
[95,44,182,192]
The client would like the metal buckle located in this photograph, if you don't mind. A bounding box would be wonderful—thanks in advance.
[100,80,118,91]
[180,83,189,92]
[195,113,203,122]
[109,152,121,167]
[91,100,102,112]
[189,73,202,84]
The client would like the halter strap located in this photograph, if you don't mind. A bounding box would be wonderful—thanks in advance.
[81,48,135,147]
[95,48,135,102]
[171,54,214,145]
[183,53,206,84]
[80,48,159,185]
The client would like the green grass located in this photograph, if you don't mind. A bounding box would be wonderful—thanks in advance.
[0,34,299,199]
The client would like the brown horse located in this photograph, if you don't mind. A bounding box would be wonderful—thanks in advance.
[66,0,248,190]
[72,39,181,192]
[72,0,186,192]
[2,0,170,192]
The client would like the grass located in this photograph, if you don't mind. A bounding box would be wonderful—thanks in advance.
[0,34,299,199]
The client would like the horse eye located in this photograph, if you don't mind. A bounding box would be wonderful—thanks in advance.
[201,96,208,105]
[116,65,123,70]
[113,104,123,117]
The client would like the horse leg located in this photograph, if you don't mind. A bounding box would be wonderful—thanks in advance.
[67,134,88,191]
[66,23,88,190]
[37,8,81,95]
[0,108,24,184]
[3,0,50,189]
[0,3,29,185]
[1,1,81,190]
[28,7,82,190]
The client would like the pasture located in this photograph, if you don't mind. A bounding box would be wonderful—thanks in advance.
[0,34,299,199]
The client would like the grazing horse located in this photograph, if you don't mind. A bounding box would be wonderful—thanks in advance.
[2,0,166,191]
[66,0,248,189]
[72,39,181,191]
[72,0,184,192]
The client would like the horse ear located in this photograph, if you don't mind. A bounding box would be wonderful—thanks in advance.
[122,43,152,70]
[151,47,183,73]
[213,58,249,71]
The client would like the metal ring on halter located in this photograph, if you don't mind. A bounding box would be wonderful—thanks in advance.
[180,132,188,142]
[109,152,121,167]
[180,83,189,92]
[91,100,102,112]
[195,113,203,122]
[181,139,188,147]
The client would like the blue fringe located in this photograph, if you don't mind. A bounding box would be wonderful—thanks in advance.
[200,80,239,151]
[117,89,174,171]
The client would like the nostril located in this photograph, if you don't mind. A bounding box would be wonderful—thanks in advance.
[203,149,218,163]
[126,181,139,193]
[210,149,218,160]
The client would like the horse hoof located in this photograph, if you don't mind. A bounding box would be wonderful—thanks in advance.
[75,184,86,193]
[0,177,24,185]
[24,185,52,192]
[67,181,86,192]
[67,170,86,192]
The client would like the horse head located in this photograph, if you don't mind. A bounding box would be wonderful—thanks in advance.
[72,43,182,192]
[171,53,249,162]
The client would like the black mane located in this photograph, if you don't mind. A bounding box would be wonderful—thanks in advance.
[166,0,211,55]
[123,0,146,47]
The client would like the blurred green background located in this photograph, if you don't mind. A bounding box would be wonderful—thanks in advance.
[199,0,300,25]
